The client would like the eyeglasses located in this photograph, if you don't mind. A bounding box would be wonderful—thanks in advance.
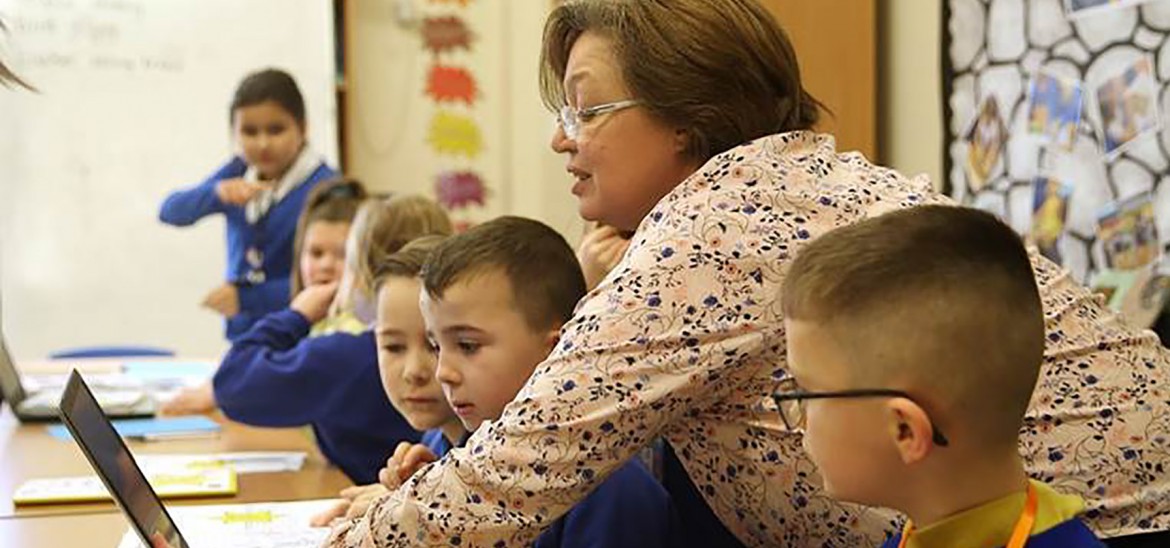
[557,99,641,140]
[771,378,950,447]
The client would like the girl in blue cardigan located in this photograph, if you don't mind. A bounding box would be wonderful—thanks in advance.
[159,68,337,340]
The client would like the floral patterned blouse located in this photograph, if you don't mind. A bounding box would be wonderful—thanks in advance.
[326,131,1170,547]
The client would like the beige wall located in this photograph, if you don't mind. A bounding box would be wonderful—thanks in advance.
[345,0,583,240]
[880,0,944,189]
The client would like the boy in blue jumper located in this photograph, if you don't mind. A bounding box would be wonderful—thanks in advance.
[366,216,678,547]
[159,68,336,340]
[311,235,467,526]
[778,206,1103,548]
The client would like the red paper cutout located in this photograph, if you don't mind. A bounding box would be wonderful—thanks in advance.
[422,16,474,55]
[427,65,478,105]
[435,170,487,210]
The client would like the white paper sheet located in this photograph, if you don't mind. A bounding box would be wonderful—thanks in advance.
[136,452,308,475]
[116,499,339,548]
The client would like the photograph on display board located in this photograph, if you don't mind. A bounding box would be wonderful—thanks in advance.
[1030,176,1074,264]
[1091,268,1136,310]
[963,97,1007,193]
[1064,0,1156,18]
[1094,55,1161,158]
[1129,271,1170,328]
[1090,267,1169,328]
[1026,71,1084,150]
[1097,194,1160,271]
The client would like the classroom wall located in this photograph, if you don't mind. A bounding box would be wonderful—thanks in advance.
[1,0,948,360]
[880,0,945,189]
[344,0,584,241]
[348,0,947,233]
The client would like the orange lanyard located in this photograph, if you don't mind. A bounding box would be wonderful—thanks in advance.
[897,483,1039,548]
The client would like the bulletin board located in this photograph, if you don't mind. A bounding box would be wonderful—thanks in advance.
[943,0,1170,326]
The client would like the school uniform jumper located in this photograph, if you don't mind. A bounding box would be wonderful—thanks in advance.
[212,308,421,484]
[423,429,679,548]
[159,155,336,339]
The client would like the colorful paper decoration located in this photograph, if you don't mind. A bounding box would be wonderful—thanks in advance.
[434,170,488,209]
[427,64,479,105]
[422,16,474,55]
[427,110,483,158]
[423,3,487,218]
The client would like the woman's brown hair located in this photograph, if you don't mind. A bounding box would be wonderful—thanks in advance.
[540,0,822,162]
[289,177,369,297]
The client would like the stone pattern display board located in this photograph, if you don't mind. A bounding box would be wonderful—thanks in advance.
[944,0,1170,325]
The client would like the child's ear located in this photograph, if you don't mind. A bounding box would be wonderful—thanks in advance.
[673,127,690,155]
[886,398,935,465]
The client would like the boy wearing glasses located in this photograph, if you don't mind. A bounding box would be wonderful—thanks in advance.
[777,205,1103,548]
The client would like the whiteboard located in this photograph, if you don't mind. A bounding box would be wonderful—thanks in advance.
[0,0,338,360]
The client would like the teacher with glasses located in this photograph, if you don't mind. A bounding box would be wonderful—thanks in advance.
[328,1,1170,546]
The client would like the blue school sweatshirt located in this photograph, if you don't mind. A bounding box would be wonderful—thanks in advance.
[424,429,678,547]
[159,156,337,339]
[212,308,421,484]
[421,429,454,457]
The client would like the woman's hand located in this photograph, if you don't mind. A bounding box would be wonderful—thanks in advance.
[201,283,240,317]
[310,442,437,527]
[309,484,390,527]
[577,224,631,291]
[377,442,438,490]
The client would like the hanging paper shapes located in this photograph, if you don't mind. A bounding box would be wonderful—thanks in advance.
[435,170,488,210]
[427,64,479,105]
[422,16,474,55]
[428,111,483,158]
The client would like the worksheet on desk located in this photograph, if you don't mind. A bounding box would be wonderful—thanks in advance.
[136,452,307,475]
[116,499,339,548]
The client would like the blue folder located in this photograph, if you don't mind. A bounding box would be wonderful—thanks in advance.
[48,416,220,441]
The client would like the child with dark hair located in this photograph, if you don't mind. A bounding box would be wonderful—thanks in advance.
[159,68,337,340]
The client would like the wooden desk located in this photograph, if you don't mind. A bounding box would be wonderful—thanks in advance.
[0,408,352,519]
[0,358,354,545]
[0,512,130,547]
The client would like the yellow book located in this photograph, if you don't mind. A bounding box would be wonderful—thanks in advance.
[12,467,237,505]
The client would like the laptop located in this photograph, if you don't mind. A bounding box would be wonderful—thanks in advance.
[59,370,187,548]
[59,371,335,548]
[0,333,155,421]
